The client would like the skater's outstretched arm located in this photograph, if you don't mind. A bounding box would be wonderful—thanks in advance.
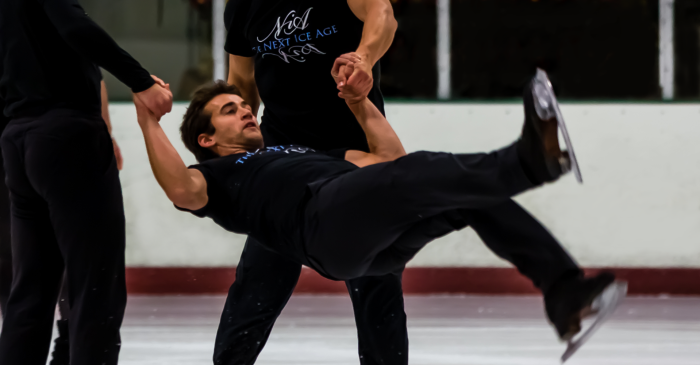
[338,63,406,167]
[133,95,208,211]
[38,0,173,118]
[331,0,396,102]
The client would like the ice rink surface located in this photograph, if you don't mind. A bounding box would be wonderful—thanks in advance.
[18,295,700,364]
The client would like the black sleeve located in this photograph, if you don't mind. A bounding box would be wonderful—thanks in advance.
[325,148,350,160]
[36,0,155,92]
[224,0,255,57]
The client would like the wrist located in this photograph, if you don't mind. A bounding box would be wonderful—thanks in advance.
[355,48,376,67]
[346,96,368,108]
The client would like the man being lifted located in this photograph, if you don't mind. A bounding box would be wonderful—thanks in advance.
[134,65,623,360]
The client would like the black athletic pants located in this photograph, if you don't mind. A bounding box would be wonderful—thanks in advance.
[213,238,408,365]
[304,143,581,288]
[212,146,581,365]
[0,109,126,365]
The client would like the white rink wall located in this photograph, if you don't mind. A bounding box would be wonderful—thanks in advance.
[109,102,700,268]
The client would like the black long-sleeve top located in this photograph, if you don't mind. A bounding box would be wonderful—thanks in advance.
[0,0,155,118]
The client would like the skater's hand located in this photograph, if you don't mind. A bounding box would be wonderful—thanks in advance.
[333,53,373,101]
[113,138,124,170]
[331,52,361,85]
[134,75,173,120]
[337,62,372,105]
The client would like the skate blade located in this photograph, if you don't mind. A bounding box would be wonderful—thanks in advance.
[561,281,628,363]
[532,69,583,184]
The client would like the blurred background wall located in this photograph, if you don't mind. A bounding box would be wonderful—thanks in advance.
[110,102,700,269]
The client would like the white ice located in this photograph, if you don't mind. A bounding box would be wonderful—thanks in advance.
[2,295,698,365]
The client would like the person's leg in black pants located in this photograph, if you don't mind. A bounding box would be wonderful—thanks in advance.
[213,237,409,365]
[49,276,71,365]
[306,143,613,340]
[213,237,302,365]
[0,117,71,365]
[467,200,581,294]
[0,110,126,365]
[346,274,408,365]
[305,144,534,280]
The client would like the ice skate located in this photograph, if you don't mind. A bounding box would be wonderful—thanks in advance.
[560,281,627,362]
[524,68,583,183]
[544,272,627,362]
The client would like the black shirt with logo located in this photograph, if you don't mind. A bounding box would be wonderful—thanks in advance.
[180,146,356,266]
[224,0,385,152]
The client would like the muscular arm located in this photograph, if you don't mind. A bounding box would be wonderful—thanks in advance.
[38,0,154,92]
[334,0,396,101]
[344,98,405,167]
[228,54,261,116]
[347,0,398,67]
[134,98,208,211]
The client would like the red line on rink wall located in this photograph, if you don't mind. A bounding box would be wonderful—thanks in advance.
[125,267,700,295]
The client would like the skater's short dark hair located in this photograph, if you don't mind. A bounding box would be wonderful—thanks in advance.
[181,80,242,163]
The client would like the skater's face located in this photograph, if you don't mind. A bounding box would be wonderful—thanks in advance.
[198,94,264,154]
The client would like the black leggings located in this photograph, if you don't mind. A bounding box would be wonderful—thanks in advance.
[304,143,581,290]
[0,109,126,365]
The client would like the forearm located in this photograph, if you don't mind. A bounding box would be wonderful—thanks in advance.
[139,120,204,206]
[353,0,397,66]
[347,99,405,160]
[228,54,261,116]
[228,77,260,117]
[42,0,154,92]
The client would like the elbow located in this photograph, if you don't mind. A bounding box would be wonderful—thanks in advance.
[380,5,398,34]
[377,149,407,164]
[167,188,199,210]
[387,15,398,35]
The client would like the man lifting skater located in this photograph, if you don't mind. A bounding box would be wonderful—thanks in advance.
[0,0,172,364]
[134,64,625,360]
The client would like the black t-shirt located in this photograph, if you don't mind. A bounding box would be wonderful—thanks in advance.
[180,145,357,266]
[0,0,154,118]
[224,0,385,152]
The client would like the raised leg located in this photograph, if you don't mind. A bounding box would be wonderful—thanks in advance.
[304,143,533,280]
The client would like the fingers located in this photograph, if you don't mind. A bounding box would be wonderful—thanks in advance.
[337,62,356,88]
[344,62,355,80]
[151,75,166,87]
[149,75,173,116]
[331,53,362,79]
[336,64,348,87]
[336,61,373,103]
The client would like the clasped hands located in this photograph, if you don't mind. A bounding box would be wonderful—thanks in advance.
[133,75,173,120]
[331,52,373,104]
